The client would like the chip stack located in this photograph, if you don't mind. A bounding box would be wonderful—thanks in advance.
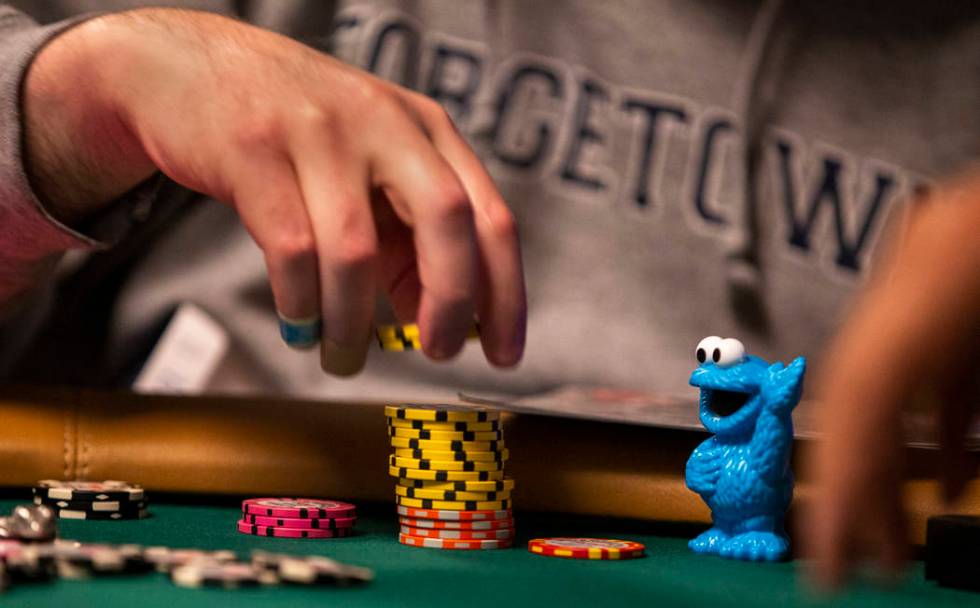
[237,498,358,539]
[31,481,148,521]
[386,405,515,549]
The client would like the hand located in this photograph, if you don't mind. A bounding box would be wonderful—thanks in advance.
[801,170,980,589]
[23,9,527,375]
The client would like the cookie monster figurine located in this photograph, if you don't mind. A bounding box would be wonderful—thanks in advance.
[684,336,806,562]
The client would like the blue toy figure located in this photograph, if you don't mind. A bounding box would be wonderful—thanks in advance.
[684,336,806,562]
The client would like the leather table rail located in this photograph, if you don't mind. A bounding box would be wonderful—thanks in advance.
[0,387,976,544]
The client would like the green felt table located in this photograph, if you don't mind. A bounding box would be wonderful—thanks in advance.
[0,498,972,607]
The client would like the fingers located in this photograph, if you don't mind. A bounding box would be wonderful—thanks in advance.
[372,189,422,322]
[288,128,378,376]
[367,109,479,360]
[399,91,527,366]
[804,176,980,590]
[230,153,321,349]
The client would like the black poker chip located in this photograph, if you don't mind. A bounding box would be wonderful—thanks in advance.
[925,515,980,591]
[33,496,148,513]
[48,506,150,521]
[32,480,144,502]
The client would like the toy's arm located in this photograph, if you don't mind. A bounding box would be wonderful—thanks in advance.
[685,439,721,496]
[766,357,806,416]
[749,358,804,483]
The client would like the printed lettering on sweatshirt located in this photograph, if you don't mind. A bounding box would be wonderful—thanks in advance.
[323,7,926,279]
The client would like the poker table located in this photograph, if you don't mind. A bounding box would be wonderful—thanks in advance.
[1,388,979,606]
[0,497,973,607]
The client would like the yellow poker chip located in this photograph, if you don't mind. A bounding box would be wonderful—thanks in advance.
[395,484,511,502]
[396,477,515,493]
[388,418,501,432]
[377,323,420,340]
[397,505,511,521]
[388,427,502,442]
[385,405,499,423]
[376,323,479,352]
[389,437,503,452]
[389,456,503,472]
[396,496,511,512]
[389,466,505,482]
[392,448,508,463]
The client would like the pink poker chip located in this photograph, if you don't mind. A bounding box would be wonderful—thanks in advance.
[241,498,356,519]
[242,514,357,529]
[236,520,352,539]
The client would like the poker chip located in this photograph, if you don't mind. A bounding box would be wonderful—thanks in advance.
[389,427,503,441]
[395,485,511,502]
[376,323,479,352]
[52,543,150,578]
[384,405,499,423]
[376,323,422,351]
[400,525,514,540]
[392,448,509,463]
[398,533,512,550]
[3,542,57,580]
[396,477,515,492]
[54,508,150,521]
[388,418,500,432]
[396,505,512,521]
[527,538,646,560]
[387,404,515,550]
[241,498,357,519]
[236,521,353,539]
[389,456,504,472]
[32,480,144,502]
[399,517,516,530]
[237,498,359,541]
[397,496,511,511]
[33,496,148,513]
[242,514,357,529]
[252,550,374,586]
[388,466,505,481]
[172,561,274,588]
[389,437,504,452]
[0,522,374,592]
[143,546,238,573]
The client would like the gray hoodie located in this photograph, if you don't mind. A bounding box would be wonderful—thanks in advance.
[1,0,977,402]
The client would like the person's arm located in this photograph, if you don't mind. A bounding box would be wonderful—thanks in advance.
[0,7,108,320]
[9,7,527,375]
[802,170,980,589]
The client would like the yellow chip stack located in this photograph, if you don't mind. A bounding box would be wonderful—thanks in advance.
[385,405,516,550]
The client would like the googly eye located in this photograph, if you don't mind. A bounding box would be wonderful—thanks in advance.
[715,338,746,368]
[695,336,723,364]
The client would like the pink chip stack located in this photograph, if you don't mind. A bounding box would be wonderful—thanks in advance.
[237,498,357,539]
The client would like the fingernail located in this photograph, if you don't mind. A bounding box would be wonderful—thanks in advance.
[278,314,322,350]
[320,338,368,377]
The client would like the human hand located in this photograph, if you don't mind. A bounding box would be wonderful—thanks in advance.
[801,171,980,589]
[23,9,527,375]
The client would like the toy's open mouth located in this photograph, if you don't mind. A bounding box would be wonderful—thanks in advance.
[704,389,751,417]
